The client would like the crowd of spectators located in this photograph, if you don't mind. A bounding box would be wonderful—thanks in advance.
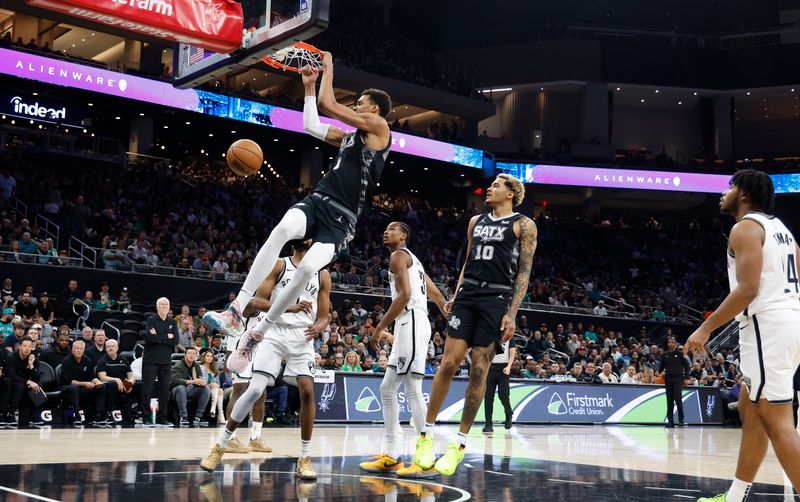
[0,273,741,428]
[0,154,736,322]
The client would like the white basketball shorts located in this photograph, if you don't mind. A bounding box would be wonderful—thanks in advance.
[387,308,431,376]
[252,324,315,386]
[739,309,800,404]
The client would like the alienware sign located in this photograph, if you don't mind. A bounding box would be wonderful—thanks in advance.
[2,93,85,127]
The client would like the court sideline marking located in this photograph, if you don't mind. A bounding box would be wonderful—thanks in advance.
[0,485,61,502]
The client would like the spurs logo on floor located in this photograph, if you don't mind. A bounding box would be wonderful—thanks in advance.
[448,315,461,330]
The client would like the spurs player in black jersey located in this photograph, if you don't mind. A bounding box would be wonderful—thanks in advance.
[413,174,537,476]
[204,51,391,372]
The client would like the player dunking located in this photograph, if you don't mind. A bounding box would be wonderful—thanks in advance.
[413,174,537,476]
[201,240,332,479]
[203,50,391,371]
[686,170,800,502]
[359,222,447,478]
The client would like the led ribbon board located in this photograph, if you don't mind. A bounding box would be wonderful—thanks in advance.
[0,48,484,169]
[497,162,800,194]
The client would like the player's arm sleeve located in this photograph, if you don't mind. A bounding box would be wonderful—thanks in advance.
[303,96,331,141]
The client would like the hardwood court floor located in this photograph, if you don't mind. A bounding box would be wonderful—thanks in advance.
[0,425,796,501]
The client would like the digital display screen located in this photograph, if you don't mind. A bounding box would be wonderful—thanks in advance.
[497,162,800,194]
[0,48,483,168]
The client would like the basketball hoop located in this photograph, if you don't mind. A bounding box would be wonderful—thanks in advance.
[261,42,323,73]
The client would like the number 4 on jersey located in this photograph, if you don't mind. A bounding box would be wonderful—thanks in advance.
[788,254,799,293]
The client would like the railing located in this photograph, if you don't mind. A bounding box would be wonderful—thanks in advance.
[8,197,61,247]
[707,321,739,354]
[0,249,82,267]
[68,236,98,268]
[553,276,637,314]
[72,299,90,331]
[101,320,121,341]
[34,213,60,247]
[553,248,703,321]
[0,126,126,164]
[125,152,171,170]
[18,243,699,323]
[8,197,28,217]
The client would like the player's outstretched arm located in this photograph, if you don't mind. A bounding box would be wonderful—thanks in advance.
[317,52,389,138]
[305,269,332,341]
[502,217,538,339]
[686,219,764,355]
[371,251,412,350]
[301,66,346,147]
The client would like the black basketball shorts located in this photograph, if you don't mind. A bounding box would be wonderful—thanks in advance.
[446,283,510,353]
[291,192,356,256]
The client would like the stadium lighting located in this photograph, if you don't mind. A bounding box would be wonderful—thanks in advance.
[479,87,512,93]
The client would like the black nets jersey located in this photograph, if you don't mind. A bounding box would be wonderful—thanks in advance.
[464,212,523,287]
[314,131,390,217]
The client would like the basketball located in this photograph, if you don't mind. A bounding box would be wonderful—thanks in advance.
[227,139,263,176]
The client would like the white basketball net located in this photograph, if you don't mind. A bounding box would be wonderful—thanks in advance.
[268,45,323,71]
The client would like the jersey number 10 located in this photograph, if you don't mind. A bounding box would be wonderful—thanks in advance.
[474,244,494,261]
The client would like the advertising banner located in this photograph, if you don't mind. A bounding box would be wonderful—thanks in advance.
[497,162,800,195]
[1,92,85,127]
[321,374,724,425]
[0,48,485,169]
[25,0,243,53]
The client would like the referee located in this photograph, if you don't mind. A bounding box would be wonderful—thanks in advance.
[482,340,517,433]
[661,336,690,427]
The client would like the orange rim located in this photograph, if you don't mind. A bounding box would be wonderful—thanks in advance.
[260,42,323,73]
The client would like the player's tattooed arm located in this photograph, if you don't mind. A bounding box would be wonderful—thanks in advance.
[508,216,538,319]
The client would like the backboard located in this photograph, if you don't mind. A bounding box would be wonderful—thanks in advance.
[173,0,329,89]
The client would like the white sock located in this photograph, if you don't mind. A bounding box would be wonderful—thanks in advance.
[300,439,311,458]
[218,427,235,448]
[250,421,263,441]
[457,432,468,449]
[727,477,752,502]
[404,374,427,435]
[386,434,401,460]
[422,421,435,437]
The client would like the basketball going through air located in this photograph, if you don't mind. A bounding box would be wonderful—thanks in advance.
[227,139,263,176]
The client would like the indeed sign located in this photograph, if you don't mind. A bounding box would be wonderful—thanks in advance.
[10,96,66,120]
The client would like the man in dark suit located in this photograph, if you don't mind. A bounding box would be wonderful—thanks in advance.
[142,297,178,426]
